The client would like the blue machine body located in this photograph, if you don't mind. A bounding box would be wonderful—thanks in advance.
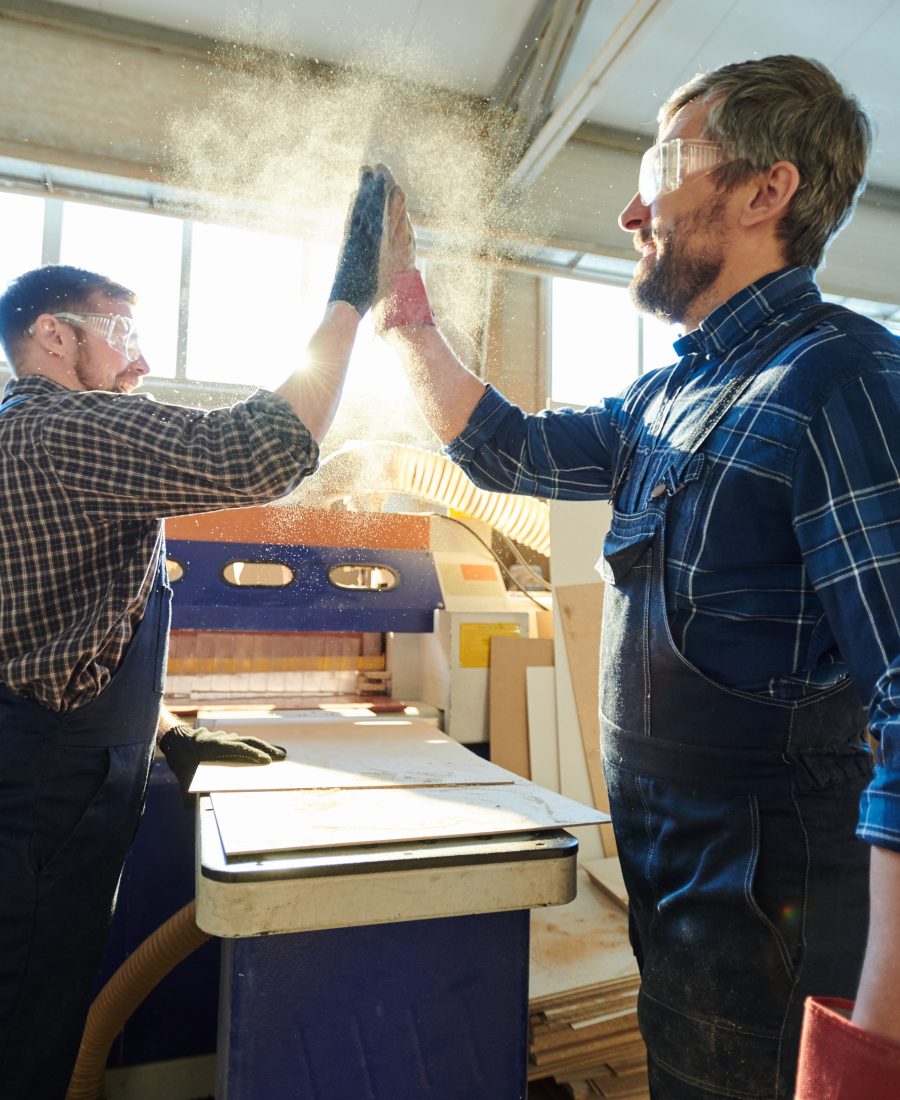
[166,539,443,633]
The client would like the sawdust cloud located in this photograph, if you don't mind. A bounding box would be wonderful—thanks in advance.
[167,23,549,521]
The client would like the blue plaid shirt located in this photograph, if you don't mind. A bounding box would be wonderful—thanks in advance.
[447,266,900,852]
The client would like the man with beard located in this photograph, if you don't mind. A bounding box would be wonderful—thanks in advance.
[371,57,900,1098]
[0,165,391,1098]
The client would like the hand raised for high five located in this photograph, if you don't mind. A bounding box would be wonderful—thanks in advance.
[328,163,394,317]
[373,181,435,332]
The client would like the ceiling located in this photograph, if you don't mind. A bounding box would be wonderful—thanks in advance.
[48,0,900,190]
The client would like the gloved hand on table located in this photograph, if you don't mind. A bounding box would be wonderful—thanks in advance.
[159,723,287,797]
[328,163,393,317]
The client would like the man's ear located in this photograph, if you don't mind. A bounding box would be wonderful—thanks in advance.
[740,161,800,229]
[30,313,69,359]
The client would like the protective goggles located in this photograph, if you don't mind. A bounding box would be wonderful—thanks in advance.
[638,139,725,205]
[31,311,142,362]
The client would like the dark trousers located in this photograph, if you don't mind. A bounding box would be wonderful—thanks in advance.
[0,557,168,1097]
[606,758,870,1099]
[0,719,155,1099]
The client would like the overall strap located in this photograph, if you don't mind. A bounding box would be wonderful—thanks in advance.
[0,394,32,414]
[677,302,846,460]
[648,302,848,500]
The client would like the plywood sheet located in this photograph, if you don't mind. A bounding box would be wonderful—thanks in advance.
[210,780,609,856]
[190,718,515,794]
[526,665,559,790]
[583,856,629,912]
[489,636,555,779]
[529,868,638,1001]
[555,583,616,857]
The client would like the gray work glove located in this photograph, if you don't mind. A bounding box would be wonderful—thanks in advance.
[328,163,393,316]
[159,723,287,797]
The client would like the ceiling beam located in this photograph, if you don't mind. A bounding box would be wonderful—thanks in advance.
[501,0,670,196]
[492,0,592,165]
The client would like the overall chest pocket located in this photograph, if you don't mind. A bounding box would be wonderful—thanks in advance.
[597,509,662,586]
[599,452,706,586]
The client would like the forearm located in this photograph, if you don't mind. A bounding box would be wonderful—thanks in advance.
[852,844,900,1042]
[275,301,361,443]
[382,325,486,444]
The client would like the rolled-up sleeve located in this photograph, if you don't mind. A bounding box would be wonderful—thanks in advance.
[445,384,622,500]
[42,388,319,519]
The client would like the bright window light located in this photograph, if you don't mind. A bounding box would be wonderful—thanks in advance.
[551,279,639,405]
[642,310,680,374]
[60,203,182,378]
[0,193,44,301]
[186,221,319,388]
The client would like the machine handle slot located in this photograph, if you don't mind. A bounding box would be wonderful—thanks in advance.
[221,560,295,587]
[327,563,400,592]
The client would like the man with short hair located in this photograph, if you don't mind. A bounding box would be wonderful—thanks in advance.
[0,166,391,1098]
[373,57,900,1097]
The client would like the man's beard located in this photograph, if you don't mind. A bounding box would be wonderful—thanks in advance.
[73,343,135,393]
[630,199,727,325]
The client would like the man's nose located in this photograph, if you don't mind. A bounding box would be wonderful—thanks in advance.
[619,192,650,232]
[132,355,150,375]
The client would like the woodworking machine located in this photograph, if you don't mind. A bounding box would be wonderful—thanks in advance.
[164,502,549,743]
[96,491,590,1100]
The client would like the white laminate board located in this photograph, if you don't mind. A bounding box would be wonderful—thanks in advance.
[190,718,516,793]
[526,665,560,791]
[209,781,609,856]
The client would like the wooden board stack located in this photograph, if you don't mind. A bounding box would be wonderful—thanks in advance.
[529,870,649,1099]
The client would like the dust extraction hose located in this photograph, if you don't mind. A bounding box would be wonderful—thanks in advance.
[65,900,211,1100]
[299,441,551,556]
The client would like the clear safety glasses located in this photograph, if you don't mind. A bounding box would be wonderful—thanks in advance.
[638,139,725,205]
[31,311,143,362]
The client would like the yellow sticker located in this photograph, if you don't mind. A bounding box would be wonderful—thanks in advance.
[459,622,522,669]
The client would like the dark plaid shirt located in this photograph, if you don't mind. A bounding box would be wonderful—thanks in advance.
[0,376,317,712]
[447,267,900,851]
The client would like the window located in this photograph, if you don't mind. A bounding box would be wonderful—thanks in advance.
[186,221,316,388]
[550,277,679,406]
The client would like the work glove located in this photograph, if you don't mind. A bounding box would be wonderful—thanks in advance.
[373,183,435,331]
[158,723,287,798]
[328,163,393,316]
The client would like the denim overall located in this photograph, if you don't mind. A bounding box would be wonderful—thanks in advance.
[598,306,873,1099]
[0,391,172,1098]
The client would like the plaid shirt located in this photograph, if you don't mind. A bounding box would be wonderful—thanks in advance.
[447,266,900,852]
[0,376,317,712]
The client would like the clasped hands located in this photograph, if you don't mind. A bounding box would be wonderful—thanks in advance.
[328,163,433,331]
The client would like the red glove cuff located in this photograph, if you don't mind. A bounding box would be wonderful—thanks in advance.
[796,997,900,1099]
[379,271,435,330]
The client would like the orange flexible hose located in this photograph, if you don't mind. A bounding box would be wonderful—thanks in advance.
[65,900,211,1100]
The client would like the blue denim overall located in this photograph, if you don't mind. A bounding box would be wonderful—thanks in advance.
[0,505,171,1100]
[599,306,872,1099]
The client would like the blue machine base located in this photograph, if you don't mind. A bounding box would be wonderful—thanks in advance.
[217,909,530,1100]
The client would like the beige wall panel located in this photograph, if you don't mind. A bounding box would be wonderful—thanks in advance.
[0,14,224,177]
[818,200,900,303]
[518,139,641,260]
[488,272,547,412]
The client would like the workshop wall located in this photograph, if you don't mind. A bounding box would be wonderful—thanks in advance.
[1,4,898,409]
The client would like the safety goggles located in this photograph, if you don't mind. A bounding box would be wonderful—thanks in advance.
[30,311,143,362]
[638,139,726,205]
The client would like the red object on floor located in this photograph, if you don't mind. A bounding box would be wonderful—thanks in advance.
[796,996,900,1099]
